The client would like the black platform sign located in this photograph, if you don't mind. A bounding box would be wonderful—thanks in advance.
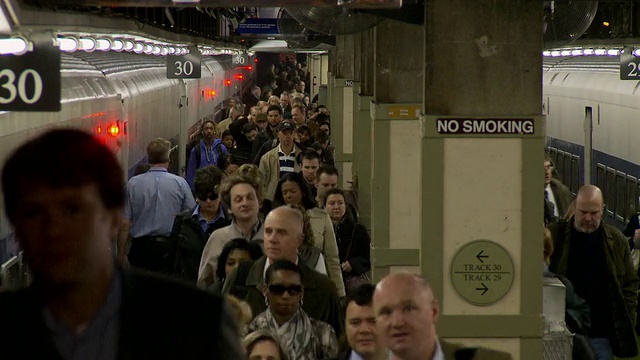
[436,118,535,135]
[232,53,249,67]
[0,39,61,112]
[620,47,640,80]
[167,54,201,79]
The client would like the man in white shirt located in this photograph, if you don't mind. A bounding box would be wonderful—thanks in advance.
[544,157,573,221]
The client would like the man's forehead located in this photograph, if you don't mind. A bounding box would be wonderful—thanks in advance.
[346,301,374,316]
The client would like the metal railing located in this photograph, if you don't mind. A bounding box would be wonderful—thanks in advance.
[0,252,30,292]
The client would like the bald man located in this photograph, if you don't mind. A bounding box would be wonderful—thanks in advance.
[548,185,639,359]
[222,206,344,337]
[373,273,512,360]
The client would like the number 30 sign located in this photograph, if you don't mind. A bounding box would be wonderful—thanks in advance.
[0,37,61,112]
[167,53,202,79]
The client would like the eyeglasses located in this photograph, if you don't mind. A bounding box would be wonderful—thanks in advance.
[268,284,302,296]
[197,192,218,201]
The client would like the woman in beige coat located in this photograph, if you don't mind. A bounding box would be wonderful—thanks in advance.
[273,172,346,297]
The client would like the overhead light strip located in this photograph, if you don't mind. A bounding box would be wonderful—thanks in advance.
[542,46,634,57]
[0,31,244,56]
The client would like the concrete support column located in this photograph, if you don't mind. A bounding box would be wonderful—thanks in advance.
[421,1,543,358]
[370,19,424,280]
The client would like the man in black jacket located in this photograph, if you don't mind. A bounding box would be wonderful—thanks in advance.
[169,165,231,284]
[0,129,244,359]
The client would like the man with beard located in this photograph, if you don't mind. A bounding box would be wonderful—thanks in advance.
[548,185,639,359]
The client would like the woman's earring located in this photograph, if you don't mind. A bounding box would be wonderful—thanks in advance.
[300,298,304,306]
[265,297,269,307]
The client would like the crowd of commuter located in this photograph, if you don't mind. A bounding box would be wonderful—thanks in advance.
[0,57,525,359]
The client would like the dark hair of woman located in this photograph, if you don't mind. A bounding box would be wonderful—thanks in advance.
[273,172,317,210]
[216,238,263,282]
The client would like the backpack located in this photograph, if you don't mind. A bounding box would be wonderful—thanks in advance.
[195,141,225,168]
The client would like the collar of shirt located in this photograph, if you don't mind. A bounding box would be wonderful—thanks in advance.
[148,166,168,172]
[277,144,295,156]
[42,266,122,357]
[348,350,365,360]
[192,204,225,225]
[432,337,444,360]
[232,218,262,240]
[263,256,299,280]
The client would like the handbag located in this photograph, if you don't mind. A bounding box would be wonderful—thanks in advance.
[343,225,371,290]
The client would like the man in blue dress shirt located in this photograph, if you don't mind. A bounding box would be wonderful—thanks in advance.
[118,138,195,273]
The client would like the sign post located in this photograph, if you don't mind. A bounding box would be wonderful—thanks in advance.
[0,33,61,112]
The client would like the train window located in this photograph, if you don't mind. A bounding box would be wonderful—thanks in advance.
[606,168,616,216]
[571,156,580,194]
[627,176,638,220]
[563,155,572,186]
[616,172,626,221]
[596,164,606,194]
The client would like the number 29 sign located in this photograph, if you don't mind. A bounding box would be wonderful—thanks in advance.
[167,53,201,79]
[0,39,61,112]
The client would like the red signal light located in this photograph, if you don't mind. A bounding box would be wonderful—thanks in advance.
[224,79,232,86]
[207,89,217,97]
[96,126,102,135]
[108,124,120,136]
[242,66,253,71]
[235,73,244,80]
[254,58,258,63]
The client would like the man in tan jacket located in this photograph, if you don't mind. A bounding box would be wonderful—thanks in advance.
[258,119,302,203]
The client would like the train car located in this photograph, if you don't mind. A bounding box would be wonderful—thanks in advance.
[543,54,640,228]
[0,50,243,270]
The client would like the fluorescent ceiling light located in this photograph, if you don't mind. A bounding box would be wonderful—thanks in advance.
[571,49,583,56]
[583,49,594,55]
[607,49,620,56]
[112,39,125,51]
[0,37,29,55]
[96,38,111,51]
[79,38,96,52]
[133,42,144,54]
[58,37,78,52]
[594,49,606,55]
[124,40,134,51]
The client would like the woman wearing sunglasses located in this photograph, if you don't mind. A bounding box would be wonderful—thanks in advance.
[245,259,338,360]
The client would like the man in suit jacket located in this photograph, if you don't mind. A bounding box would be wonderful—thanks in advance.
[0,129,244,359]
[328,283,388,360]
[372,273,513,360]
[223,205,344,337]
[545,157,574,220]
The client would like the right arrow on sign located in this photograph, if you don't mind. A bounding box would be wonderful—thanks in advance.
[476,250,489,263]
[476,283,488,295]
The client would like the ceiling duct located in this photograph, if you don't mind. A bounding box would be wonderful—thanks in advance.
[277,8,335,49]
[544,1,598,49]
[285,7,382,36]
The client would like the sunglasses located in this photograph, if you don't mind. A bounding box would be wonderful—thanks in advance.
[268,284,302,296]
[197,192,219,201]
